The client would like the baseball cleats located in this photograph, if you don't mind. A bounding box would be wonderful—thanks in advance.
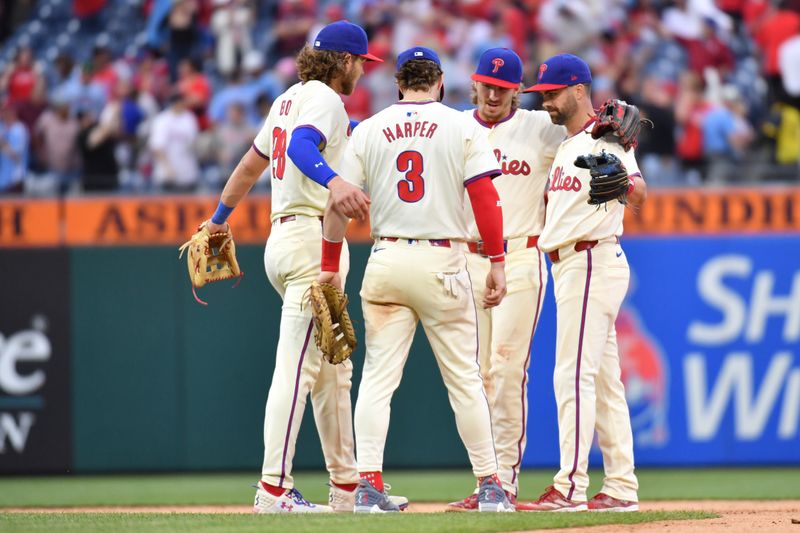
[329,482,409,512]
[446,492,478,512]
[516,485,588,512]
[447,489,516,512]
[477,475,515,512]
[353,478,401,513]
[588,492,639,512]
[253,482,333,513]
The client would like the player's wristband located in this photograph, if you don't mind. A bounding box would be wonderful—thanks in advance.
[211,201,234,224]
[488,253,505,263]
[321,238,343,272]
[626,177,635,196]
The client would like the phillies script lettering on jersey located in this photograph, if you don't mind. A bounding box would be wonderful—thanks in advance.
[549,165,582,192]
[493,149,531,176]
[382,121,439,143]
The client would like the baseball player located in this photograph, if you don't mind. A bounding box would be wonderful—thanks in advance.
[318,47,514,513]
[447,48,564,511]
[201,21,401,513]
[521,54,646,512]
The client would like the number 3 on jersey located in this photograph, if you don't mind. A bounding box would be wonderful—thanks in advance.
[396,151,424,202]
[271,127,287,179]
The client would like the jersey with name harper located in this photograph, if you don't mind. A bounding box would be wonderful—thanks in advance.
[340,100,500,240]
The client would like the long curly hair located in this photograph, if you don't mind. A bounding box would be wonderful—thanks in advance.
[296,45,349,85]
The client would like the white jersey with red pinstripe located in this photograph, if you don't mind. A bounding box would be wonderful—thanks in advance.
[543,123,640,504]
[339,99,503,479]
[254,80,350,222]
[461,107,565,496]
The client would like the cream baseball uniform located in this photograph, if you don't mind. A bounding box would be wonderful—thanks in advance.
[253,79,357,489]
[540,122,641,503]
[462,108,565,495]
[339,100,502,477]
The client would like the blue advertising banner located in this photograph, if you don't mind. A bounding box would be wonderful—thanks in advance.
[523,234,800,467]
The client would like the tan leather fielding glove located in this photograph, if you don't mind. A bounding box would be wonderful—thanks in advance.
[307,281,357,364]
[178,223,243,305]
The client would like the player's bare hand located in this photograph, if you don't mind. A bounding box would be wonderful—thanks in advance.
[205,220,229,234]
[483,261,507,308]
[317,271,343,291]
[328,176,370,220]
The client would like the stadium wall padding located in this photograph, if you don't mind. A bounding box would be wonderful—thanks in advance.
[2,234,798,473]
[68,244,468,472]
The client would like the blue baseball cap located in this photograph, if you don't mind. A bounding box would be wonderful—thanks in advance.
[471,48,523,89]
[396,46,441,71]
[313,20,383,62]
[523,53,592,92]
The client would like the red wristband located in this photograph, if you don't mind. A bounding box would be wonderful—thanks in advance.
[626,177,635,196]
[321,238,343,272]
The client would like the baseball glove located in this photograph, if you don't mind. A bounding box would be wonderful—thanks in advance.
[574,150,631,206]
[306,281,357,364]
[178,222,243,305]
[591,99,651,152]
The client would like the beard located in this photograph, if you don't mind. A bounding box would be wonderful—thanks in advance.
[545,95,577,125]
[339,65,360,95]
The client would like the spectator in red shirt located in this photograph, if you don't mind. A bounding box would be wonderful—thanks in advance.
[177,57,212,129]
[751,2,800,102]
[272,0,316,60]
[677,17,735,78]
[90,45,119,99]
[1,46,42,105]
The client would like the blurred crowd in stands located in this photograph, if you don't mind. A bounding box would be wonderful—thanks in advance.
[0,0,798,195]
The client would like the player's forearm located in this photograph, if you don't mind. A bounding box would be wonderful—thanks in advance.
[466,177,505,262]
[322,197,349,242]
[207,147,269,228]
[219,147,270,208]
[627,174,647,208]
[321,198,350,272]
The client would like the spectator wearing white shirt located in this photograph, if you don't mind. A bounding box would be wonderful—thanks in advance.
[210,0,254,77]
[148,93,199,192]
[778,30,800,107]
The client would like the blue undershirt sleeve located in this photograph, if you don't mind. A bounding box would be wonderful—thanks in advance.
[286,126,338,187]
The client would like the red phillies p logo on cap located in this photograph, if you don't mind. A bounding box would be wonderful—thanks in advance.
[470,48,523,89]
[491,58,504,73]
[524,54,592,93]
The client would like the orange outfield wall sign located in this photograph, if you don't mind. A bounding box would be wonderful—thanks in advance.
[0,187,798,248]
[0,195,373,247]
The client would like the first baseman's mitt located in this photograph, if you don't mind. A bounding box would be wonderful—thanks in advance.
[306,281,357,364]
[591,99,652,152]
[575,150,631,206]
[178,222,243,305]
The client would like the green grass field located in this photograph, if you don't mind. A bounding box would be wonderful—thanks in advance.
[0,511,715,533]
[1,468,798,532]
